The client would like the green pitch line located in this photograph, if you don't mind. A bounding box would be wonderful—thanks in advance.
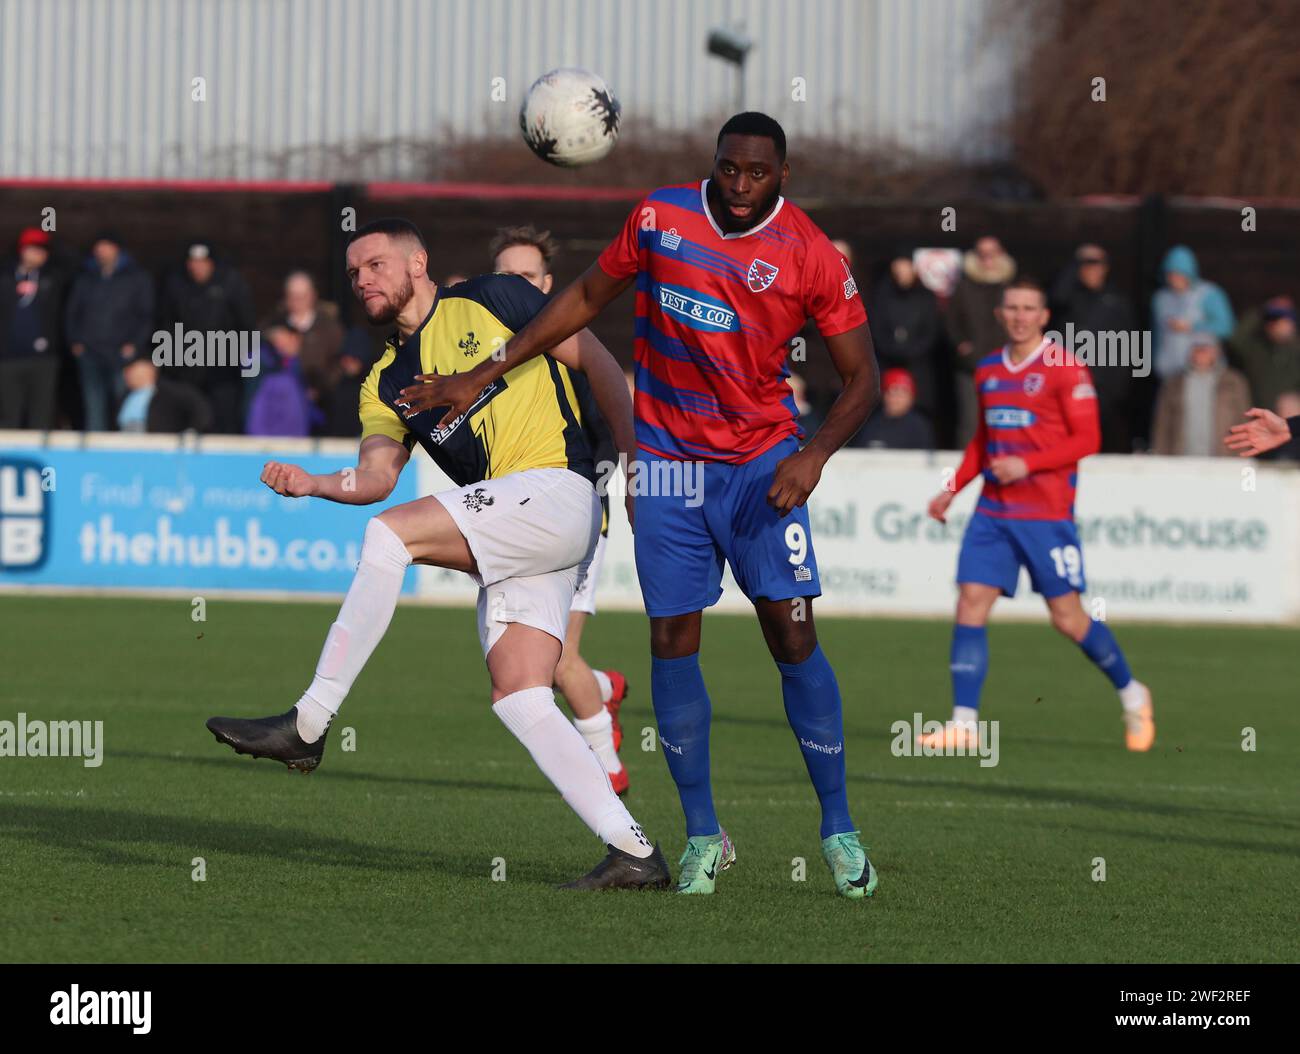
[0,595,1295,963]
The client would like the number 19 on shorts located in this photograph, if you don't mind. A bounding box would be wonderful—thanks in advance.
[1050,544,1082,585]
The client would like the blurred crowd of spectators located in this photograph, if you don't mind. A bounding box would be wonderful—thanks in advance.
[3,225,1298,463]
[0,229,377,440]
[822,236,1300,462]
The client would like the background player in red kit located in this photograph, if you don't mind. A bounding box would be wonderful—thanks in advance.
[926,279,1155,752]
[401,113,881,899]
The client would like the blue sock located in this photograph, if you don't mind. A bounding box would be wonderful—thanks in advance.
[950,624,989,711]
[650,653,718,838]
[777,645,854,839]
[1078,620,1133,689]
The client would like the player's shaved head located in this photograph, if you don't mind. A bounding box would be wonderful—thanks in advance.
[717,112,786,162]
[349,217,428,255]
[709,112,789,235]
[345,218,433,329]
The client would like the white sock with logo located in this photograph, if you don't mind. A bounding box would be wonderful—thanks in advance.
[573,709,622,775]
[592,669,614,704]
[294,518,412,743]
[493,686,651,858]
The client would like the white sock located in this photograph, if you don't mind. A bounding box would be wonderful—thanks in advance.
[294,518,412,742]
[592,669,613,704]
[952,705,979,729]
[1118,679,1148,714]
[295,694,334,743]
[493,686,651,858]
[573,709,623,776]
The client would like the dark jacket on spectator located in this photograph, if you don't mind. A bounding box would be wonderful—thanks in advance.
[851,409,935,451]
[65,252,154,359]
[116,378,213,433]
[1228,308,1300,411]
[0,257,65,360]
[1050,268,1138,453]
[322,372,365,437]
[159,262,256,390]
[321,326,383,437]
[870,275,940,415]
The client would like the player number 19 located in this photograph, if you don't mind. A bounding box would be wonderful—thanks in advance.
[1049,545,1081,580]
[785,523,807,565]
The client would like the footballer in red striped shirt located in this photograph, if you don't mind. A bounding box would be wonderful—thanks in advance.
[403,112,880,898]
[594,175,865,463]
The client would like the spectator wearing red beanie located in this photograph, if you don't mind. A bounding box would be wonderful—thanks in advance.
[851,368,935,450]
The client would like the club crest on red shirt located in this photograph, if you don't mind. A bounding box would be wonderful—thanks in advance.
[1023,372,1046,395]
[746,258,779,293]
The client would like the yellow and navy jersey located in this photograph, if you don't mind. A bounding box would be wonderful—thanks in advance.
[359,273,594,487]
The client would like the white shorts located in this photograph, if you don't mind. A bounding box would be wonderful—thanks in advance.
[433,468,600,656]
[571,531,607,615]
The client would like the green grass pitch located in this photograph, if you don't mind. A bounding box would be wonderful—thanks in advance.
[0,594,1296,963]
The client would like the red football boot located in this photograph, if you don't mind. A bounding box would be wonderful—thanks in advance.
[603,670,627,752]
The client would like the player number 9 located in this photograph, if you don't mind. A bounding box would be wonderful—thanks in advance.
[785,523,807,565]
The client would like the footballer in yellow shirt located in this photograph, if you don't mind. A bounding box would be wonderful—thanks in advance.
[207,218,669,890]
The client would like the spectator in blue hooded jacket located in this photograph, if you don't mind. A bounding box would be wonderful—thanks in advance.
[1151,245,1234,380]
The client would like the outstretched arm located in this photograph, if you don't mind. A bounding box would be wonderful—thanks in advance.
[399,263,633,428]
[261,434,410,505]
[1225,408,1298,457]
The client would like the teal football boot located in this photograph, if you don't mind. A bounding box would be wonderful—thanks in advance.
[675,829,736,894]
[821,831,878,899]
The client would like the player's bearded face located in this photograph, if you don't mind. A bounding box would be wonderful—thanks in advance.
[742,182,781,228]
[361,270,416,324]
[711,136,786,232]
[710,173,782,232]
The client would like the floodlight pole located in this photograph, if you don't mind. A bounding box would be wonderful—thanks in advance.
[707,27,752,115]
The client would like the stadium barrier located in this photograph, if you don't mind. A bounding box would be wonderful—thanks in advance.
[0,431,418,597]
[3,432,1298,624]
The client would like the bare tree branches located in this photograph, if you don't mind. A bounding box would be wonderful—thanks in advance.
[1006,0,1300,197]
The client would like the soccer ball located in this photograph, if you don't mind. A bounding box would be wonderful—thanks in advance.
[519,67,621,167]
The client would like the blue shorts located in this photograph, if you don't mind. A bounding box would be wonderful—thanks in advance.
[633,436,821,617]
[956,513,1086,599]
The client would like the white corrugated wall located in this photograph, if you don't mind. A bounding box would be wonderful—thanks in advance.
[0,0,1014,179]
